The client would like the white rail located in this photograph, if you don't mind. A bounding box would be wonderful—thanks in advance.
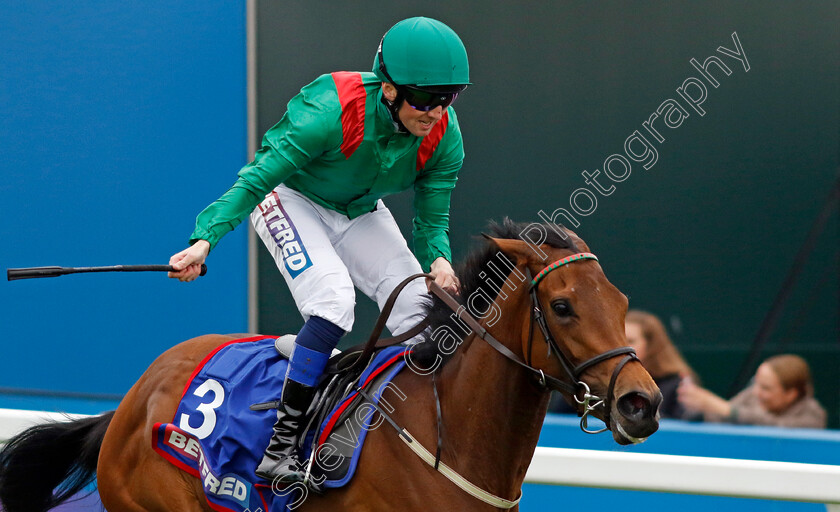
[526,446,840,504]
[0,408,88,443]
[2,409,839,504]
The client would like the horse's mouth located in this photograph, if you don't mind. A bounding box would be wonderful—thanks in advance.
[613,420,649,445]
[609,389,661,445]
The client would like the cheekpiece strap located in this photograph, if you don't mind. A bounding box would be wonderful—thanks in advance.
[530,252,599,287]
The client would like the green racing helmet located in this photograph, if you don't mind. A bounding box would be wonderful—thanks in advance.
[373,17,470,93]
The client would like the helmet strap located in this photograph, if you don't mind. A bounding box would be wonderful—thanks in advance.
[381,88,409,134]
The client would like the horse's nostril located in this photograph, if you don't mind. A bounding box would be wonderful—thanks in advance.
[629,394,646,411]
[618,392,651,421]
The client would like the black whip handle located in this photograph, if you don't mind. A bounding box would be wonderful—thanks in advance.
[7,264,207,281]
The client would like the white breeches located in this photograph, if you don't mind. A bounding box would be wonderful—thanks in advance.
[250,184,428,335]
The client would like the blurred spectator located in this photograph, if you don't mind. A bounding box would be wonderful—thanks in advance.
[678,354,827,429]
[549,309,697,419]
[624,310,698,419]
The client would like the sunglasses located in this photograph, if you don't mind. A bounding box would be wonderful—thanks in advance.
[377,37,464,112]
[400,86,459,111]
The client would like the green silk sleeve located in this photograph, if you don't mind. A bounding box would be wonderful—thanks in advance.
[412,115,464,271]
[188,146,298,250]
[189,76,340,250]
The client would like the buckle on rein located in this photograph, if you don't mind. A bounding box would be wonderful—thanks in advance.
[574,381,608,434]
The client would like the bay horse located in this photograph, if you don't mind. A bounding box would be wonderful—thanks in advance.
[0,220,661,511]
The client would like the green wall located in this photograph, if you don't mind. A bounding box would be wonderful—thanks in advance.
[254,2,839,426]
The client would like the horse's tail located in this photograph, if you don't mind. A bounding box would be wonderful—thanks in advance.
[0,410,115,512]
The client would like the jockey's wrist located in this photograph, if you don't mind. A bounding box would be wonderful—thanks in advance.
[430,257,452,271]
[192,240,211,254]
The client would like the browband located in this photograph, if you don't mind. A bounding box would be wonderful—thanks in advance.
[530,252,598,287]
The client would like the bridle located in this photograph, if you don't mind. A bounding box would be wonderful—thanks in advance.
[525,252,638,433]
[429,251,638,434]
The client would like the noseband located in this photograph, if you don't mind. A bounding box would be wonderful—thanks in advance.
[527,252,638,434]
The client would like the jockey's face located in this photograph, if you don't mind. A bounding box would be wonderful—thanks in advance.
[382,83,445,137]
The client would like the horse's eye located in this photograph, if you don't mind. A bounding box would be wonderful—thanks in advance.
[551,299,574,317]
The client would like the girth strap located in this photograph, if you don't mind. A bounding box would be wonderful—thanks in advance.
[355,386,522,509]
[398,430,522,509]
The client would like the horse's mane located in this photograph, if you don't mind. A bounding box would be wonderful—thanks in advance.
[410,218,580,370]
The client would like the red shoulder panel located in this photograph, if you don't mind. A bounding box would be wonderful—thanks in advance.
[331,72,366,159]
[416,110,450,171]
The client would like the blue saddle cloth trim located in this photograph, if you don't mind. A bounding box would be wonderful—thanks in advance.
[152,335,408,512]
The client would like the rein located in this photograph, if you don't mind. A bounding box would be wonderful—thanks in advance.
[316,253,636,508]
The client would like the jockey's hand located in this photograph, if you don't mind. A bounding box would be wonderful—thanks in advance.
[168,240,210,282]
[428,257,460,296]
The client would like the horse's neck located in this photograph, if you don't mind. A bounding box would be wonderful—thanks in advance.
[436,299,550,497]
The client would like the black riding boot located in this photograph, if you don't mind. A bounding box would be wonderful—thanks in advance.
[255,378,317,483]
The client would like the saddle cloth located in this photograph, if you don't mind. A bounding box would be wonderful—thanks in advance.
[152,335,410,512]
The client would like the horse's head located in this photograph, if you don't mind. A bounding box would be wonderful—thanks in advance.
[490,226,661,444]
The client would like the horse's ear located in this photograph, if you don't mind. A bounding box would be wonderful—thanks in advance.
[485,236,537,266]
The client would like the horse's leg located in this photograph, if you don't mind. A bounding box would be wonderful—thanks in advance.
[99,335,232,512]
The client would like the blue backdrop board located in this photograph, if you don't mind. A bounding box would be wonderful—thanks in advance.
[0,2,248,412]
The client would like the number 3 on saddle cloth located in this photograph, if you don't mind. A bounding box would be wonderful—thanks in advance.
[152,335,410,512]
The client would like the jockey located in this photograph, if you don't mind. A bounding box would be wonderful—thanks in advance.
[168,17,469,484]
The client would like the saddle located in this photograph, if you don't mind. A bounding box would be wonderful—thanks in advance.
[152,276,431,512]
[152,335,412,512]
[259,326,423,483]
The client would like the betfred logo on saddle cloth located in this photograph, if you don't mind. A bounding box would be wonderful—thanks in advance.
[152,336,409,512]
[155,424,252,507]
